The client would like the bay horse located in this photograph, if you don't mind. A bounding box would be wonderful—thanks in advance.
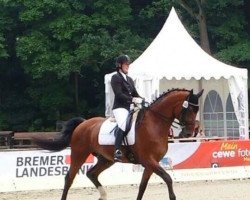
[34,88,203,200]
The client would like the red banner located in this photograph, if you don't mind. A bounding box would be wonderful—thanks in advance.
[162,140,250,169]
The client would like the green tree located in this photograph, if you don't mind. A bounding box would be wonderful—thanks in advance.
[15,0,147,128]
[207,0,250,67]
[174,0,211,54]
[0,0,32,130]
[174,0,250,67]
[1,0,249,130]
[143,0,250,65]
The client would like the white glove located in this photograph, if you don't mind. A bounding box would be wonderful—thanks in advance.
[132,97,143,104]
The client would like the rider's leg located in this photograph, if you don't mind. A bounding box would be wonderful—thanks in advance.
[114,128,125,162]
[112,108,129,162]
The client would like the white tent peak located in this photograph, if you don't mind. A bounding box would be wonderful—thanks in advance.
[129,7,247,80]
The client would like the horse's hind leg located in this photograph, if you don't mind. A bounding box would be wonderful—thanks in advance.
[61,151,89,200]
[87,155,114,200]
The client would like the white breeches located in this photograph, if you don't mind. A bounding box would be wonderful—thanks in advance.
[112,108,129,131]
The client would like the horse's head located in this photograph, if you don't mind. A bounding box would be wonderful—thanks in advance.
[144,88,203,138]
[174,89,204,137]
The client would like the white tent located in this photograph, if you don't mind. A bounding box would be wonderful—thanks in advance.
[105,7,249,139]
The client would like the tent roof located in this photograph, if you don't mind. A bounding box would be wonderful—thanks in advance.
[128,8,247,80]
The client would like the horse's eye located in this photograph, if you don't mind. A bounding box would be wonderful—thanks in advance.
[191,105,199,113]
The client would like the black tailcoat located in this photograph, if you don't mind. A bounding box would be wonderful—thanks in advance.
[111,72,140,110]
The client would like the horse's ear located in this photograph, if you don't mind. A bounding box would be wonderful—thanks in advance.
[190,89,193,95]
[197,89,204,98]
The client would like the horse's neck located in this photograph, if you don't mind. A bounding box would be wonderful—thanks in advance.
[143,103,174,137]
[148,92,187,127]
[152,94,179,117]
[137,91,189,145]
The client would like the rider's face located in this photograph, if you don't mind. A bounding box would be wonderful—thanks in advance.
[121,62,130,74]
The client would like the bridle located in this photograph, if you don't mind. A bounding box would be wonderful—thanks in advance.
[179,99,199,128]
[179,90,200,124]
[144,93,199,129]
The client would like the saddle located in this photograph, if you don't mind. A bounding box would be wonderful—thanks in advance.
[98,110,139,146]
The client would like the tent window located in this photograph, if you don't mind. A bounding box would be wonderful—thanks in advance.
[226,94,239,139]
[203,90,224,137]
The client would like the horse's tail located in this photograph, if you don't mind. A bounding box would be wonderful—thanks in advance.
[33,117,85,151]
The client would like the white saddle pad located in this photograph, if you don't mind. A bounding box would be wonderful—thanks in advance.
[98,118,136,145]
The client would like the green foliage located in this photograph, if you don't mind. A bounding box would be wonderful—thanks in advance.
[0,112,8,130]
[205,0,250,66]
[16,0,143,78]
[0,0,250,131]
[216,40,250,63]
[0,0,18,59]
[135,0,173,38]
[1,0,149,130]
[172,0,250,66]
[0,35,8,58]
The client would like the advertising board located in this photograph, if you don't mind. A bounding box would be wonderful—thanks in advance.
[1,140,250,192]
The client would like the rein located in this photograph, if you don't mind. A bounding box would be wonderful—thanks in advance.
[142,91,199,129]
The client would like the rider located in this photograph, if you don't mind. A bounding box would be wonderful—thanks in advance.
[111,54,143,162]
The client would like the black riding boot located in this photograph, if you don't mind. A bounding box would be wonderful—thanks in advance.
[114,128,124,162]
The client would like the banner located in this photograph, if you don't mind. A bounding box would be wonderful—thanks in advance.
[0,149,96,192]
[1,140,250,192]
[161,140,250,169]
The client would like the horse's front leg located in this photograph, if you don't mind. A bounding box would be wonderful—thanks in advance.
[136,169,153,200]
[153,163,176,200]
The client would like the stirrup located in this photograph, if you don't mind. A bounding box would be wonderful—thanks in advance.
[114,149,122,162]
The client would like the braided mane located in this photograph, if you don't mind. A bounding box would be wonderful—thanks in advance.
[149,88,190,107]
[136,88,190,128]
